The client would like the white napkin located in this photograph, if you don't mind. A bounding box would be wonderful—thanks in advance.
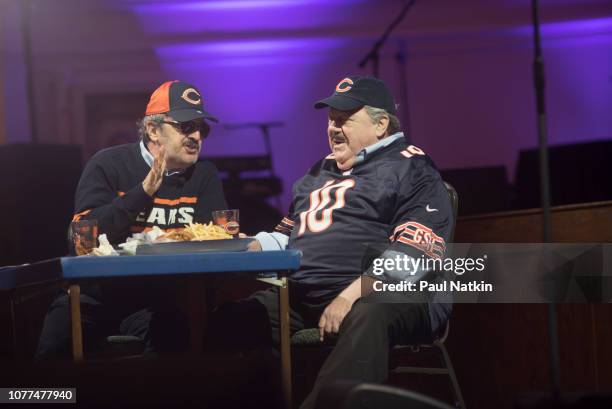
[91,234,119,256]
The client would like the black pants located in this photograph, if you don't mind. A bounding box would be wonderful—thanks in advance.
[209,288,432,409]
[35,280,188,360]
[208,288,326,350]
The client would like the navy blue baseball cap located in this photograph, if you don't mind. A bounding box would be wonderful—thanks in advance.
[314,75,397,115]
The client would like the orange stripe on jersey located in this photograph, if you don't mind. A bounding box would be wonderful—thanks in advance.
[398,236,445,260]
[391,221,446,259]
[275,216,295,236]
[281,217,295,226]
[389,221,411,241]
[275,225,292,235]
[72,209,91,222]
[153,196,197,206]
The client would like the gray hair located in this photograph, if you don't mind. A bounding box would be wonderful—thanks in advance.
[137,114,166,144]
[364,105,401,136]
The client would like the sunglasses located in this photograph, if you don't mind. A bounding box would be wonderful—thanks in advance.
[162,120,210,138]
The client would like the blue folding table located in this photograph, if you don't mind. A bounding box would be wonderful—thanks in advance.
[1,250,301,409]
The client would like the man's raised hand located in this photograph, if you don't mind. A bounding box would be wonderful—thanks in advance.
[142,145,166,197]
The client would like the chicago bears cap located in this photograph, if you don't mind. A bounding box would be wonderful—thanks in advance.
[145,80,218,123]
[314,75,396,115]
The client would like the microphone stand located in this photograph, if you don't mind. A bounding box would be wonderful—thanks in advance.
[395,45,412,143]
[531,0,560,400]
[358,0,417,77]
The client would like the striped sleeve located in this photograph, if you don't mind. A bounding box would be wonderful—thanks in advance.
[387,157,453,260]
[274,217,295,236]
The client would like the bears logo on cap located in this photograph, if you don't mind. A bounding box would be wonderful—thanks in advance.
[181,88,202,105]
[335,78,354,93]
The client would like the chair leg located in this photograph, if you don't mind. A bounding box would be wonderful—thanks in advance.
[438,343,466,409]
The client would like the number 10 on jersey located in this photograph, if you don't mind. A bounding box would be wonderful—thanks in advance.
[298,179,355,235]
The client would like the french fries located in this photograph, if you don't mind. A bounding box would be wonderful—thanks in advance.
[159,222,232,241]
[185,222,232,241]
[161,229,195,241]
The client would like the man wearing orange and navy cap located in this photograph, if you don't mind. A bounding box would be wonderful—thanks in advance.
[35,80,227,359]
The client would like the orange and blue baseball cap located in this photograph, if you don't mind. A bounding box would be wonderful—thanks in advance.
[145,80,218,123]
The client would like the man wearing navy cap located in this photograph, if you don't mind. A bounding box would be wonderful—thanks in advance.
[214,75,454,408]
[36,80,227,359]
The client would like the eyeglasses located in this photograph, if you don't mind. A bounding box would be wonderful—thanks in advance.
[161,120,210,138]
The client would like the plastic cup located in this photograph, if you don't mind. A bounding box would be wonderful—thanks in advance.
[211,209,240,238]
[70,220,98,255]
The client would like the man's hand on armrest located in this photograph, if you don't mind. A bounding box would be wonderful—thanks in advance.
[318,295,353,342]
[318,276,377,341]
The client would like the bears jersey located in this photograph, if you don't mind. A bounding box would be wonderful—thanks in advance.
[276,137,453,302]
[72,143,227,244]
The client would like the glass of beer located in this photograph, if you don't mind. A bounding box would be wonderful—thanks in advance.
[211,209,240,238]
[70,220,98,255]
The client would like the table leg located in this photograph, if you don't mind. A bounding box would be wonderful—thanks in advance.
[278,275,292,409]
[69,284,84,363]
